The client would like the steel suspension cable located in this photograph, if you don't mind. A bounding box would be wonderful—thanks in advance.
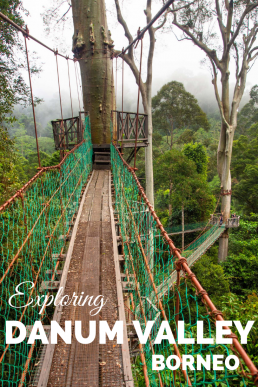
[55,51,65,159]
[0,11,75,61]
[66,57,74,117]
[115,0,175,58]
[24,30,41,168]
[133,35,144,170]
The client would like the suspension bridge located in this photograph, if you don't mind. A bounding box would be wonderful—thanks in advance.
[0,5,257,387]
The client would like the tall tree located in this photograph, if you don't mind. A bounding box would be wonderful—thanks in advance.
[171,0,258,261]
[113,0,174,206]
[152,81,210,149]
[71,0,113,144]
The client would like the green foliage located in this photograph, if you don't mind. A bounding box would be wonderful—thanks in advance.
[154,148,215,225]
[192,249,230,308]
[222,216,258,296]
[152,81,209,149]
[231,134,258,214]
[221,293,258,366]
[223,253,258,297]
[234,165,258,214]
[0,126,25,205]
[0,1,41,124]
[236,85,258,137]
[4,113,56,182]
[183,142,208,176]
[0,0,25,122]
[8,113,44,138]
[43,151,61,166]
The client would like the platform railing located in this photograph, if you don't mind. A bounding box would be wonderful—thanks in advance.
[52,111,88,150]
[113,110,148,145]
[210,213,240,228]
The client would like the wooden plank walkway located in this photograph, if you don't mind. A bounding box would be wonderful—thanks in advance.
[42,170,132,387]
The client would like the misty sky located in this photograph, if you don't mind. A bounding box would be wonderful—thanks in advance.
[20,0,258,127]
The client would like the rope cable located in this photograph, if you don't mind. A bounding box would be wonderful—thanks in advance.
[24,30,41,168]
[67,57,74,117]
[55,51,65,159]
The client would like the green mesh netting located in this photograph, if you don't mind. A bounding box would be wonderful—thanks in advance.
[165,222,209,235]
[111,143,254,387]
[0,116,92,386]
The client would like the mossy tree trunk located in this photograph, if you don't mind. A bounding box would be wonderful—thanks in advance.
[71,0,113,144]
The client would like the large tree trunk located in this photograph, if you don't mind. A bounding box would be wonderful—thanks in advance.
[217,68,235,261]
[145,104,154,205]
[71,0,113,144]
[217,122,234,261]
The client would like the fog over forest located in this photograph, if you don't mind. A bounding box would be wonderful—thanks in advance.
[14,69,252,131]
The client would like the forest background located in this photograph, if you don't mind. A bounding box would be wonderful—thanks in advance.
[1,0,258,372]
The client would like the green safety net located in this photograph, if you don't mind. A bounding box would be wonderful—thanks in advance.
[111,143,255,387]
[0,116,92,386]
[165,222,209,235]
[184,224,225,259]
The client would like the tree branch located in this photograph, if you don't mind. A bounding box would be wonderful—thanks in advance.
[114,0,134,59]
[154,9,169,32]
[56,5,71,24]
[249,45,258,56]
[215,0,227,48]
[209,57,229,127]
[227,2,258,52]
[248,51,258,63]
[233,42,239,80]
[172,16,224,72]
[122,52,148,112]
[225,0,233,43]
[146,0,155,100]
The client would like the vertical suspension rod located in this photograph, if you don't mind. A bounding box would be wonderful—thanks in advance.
[67,57,74,117]
[24,30,41,168]
[55,51,65,159]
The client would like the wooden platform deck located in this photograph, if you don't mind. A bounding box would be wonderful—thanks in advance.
[37,170,133,387]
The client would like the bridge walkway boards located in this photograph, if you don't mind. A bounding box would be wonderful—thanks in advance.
[47,170,124,387]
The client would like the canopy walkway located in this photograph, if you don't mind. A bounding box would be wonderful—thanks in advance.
[153,224,226,301]
[0,119,258,387]
[0,8,257,387]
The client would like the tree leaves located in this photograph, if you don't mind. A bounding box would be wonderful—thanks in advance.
[152,81,210,148]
